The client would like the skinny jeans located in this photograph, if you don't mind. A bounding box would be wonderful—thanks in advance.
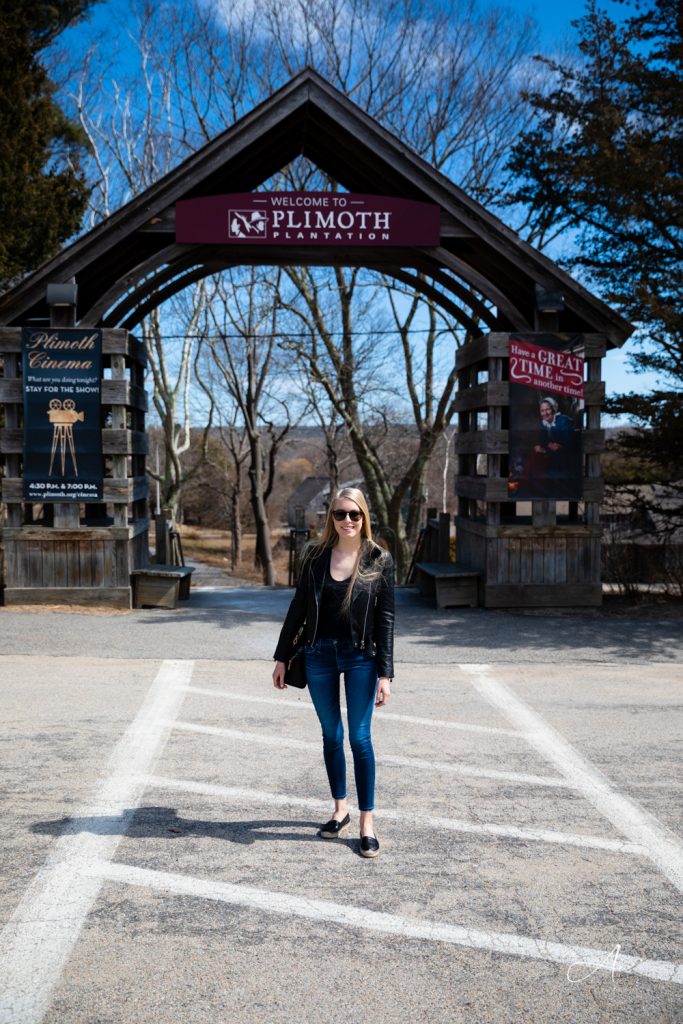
[304,638,378,812]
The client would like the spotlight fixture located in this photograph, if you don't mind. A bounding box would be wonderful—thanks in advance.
[46,283,78,307]
[534,283,564,313]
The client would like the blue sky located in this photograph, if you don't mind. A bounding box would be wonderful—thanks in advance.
[56,0,652,402]
[489,0,632,46]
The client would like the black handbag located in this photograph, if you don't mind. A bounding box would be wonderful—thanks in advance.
[284,626,307,688]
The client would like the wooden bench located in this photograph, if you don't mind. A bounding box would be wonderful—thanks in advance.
[415,563,480,608]
[130,565,195,609]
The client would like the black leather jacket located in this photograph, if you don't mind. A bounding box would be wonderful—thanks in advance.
[273,543,395,678]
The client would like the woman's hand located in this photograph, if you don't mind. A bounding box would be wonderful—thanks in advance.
[273,661,287,689]
[375,677,391,707]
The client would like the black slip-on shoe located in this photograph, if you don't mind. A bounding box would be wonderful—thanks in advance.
[359,834,380,858]
[319,812,351,839]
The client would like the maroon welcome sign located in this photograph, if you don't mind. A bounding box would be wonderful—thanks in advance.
[175,193,441,247]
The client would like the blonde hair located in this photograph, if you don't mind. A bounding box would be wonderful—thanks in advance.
[308,487,386,614]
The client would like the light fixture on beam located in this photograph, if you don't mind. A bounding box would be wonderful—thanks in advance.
[535,283,564,313]
[46,283,78,307]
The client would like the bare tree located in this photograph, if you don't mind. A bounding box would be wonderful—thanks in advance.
[190,389,249,569]
[222,423,249,570]
[67,6,216,518]
[198,267,296,585]
[141,281,211,516]
[278,259,462,575]
[55,0,543,571]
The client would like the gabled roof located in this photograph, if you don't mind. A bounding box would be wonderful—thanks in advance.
[0,68,633,345]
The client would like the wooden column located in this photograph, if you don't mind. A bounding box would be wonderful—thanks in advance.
[2,351,22,528]
[50,298,80,529]
[0,326,149,606]
[110,353,129,529]
[454,331,607,608]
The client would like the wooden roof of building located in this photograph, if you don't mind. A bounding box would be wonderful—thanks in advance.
[0,69,633,345]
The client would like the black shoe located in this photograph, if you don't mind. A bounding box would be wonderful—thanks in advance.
[359,834,380,858]
[319,812,350,838]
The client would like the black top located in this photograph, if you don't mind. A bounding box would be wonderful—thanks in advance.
[273,544,395,678]
[317,568,351,640]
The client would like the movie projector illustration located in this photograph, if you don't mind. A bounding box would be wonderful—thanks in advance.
[47,398,84,477]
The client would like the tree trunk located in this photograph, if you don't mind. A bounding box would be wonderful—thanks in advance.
[230,485,242,569]
[248,433,275,585]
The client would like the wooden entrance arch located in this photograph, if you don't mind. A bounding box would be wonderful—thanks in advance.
[0,69,633,607]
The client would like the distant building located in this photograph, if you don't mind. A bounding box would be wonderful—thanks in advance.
[287,477,328,528]
[286,476,367,529]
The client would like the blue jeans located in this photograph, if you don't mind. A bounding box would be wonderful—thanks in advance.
[304,639,378,812]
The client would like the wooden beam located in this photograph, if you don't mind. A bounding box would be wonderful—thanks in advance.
[453,428,604,455]
[455,516,602,538]
[0,378,147,409]
[102,429,148,455]
[2,476,149,504]
[3,587,132,608]
[454,477,603,502]
[455,333,510,369]
[454,381,508,412]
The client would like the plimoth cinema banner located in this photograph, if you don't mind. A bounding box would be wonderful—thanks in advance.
[22,328,103,502]
[507,335,585,502]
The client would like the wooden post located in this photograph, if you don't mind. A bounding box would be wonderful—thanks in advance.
[154,512,169,564]
[3,352,22,527]
[454,331,604,608]
[50,291,80,529]
[585,350,603,527]
[438,512,451,562]
[110,353,128,529]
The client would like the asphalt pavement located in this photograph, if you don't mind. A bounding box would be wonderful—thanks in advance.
[1,585,682,664]
[0,586,681,1024]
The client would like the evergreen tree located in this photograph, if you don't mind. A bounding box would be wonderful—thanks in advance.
[507,0,682,502]
[0,0,96,290]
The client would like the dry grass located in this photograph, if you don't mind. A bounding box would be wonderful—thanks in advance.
[178,524,292,585]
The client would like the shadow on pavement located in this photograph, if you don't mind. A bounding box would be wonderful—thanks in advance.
[129,586,683,661]
[31,807,323,845]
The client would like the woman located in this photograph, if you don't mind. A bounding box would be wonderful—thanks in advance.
[272,487,394,859]
[534,397,576,456]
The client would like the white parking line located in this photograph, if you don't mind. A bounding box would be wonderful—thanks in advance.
[85,860,683,986]
[180,685,520,736]
[167,720,570,788]
[0,660,194,1024]
[141,773,648,855]
[461,665,683,893]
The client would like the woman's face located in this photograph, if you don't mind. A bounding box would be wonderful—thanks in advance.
[332,498,364,543]
[540,401,555,424]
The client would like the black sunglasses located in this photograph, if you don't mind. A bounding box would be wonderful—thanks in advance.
[332,509,363,522]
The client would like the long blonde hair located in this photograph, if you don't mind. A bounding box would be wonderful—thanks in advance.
[308,487,386,613]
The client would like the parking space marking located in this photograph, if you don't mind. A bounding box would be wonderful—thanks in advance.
[0,660,194,1024]
[180,685,520,736]
[167,720,570,788]
[142,774,648,855]
[461,665,683,893]
[85,860,683,986]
